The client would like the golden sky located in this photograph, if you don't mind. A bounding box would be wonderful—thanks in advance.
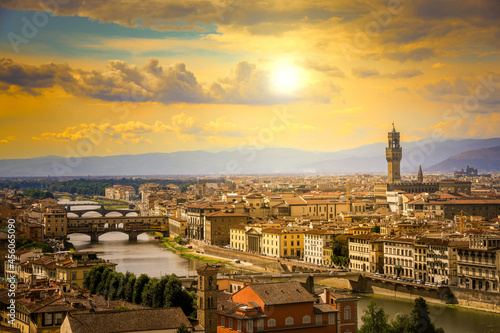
[0,0,499,159]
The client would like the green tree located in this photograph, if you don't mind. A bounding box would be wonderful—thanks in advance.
[141,278,160,307]
[359,300,391,333]
[96,268,113,295]
[123,273,136,302]
[84,265,109,294]
[132,274,150,304]
[389,313,412,333]
[370,225,381,233]
[409,297,444,333]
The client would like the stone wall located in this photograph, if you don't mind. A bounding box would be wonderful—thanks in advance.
[450,287,500,312]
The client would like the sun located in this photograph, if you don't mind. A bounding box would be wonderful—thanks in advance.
[272,63,302,94]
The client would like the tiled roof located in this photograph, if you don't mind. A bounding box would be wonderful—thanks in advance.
[245,282,315,305]
[65,308,192,333]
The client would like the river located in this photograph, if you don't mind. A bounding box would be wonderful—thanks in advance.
[64,201,500,332]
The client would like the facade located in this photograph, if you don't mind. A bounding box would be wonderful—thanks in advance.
[197,264,219,333]
[456,234,500,293]
[386,123,402,184]
[304,230,336,265]
[168,216,187,238]
[383,237,415,279]
[348,234,383,273]
[230,225,247,251]
[43,207,68,239]
[261,227,305,259]
[186,205,220,240]
[218,282,357,333]
[204,212,248,246]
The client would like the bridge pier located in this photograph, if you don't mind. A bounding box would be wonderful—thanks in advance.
[90,233,99,242]
[129,232,138,241]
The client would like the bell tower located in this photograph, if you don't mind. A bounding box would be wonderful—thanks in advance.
[196,264,218,333]
[386,122,402,183]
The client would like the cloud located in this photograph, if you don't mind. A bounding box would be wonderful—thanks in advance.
[352,67,380,78]
[385,48,438,63]
[384,69,423,79]
[0,58,74,95]
[0,0,368,32]
[351,67,422,79]
[0,58,305,106]
[420,114,500,140]
[419,73,500,111]
[0,135,15,143]
[297,58,345,78]
[208,61,299,105]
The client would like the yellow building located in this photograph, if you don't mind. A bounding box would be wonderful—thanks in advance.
[230,225,246,251]
[262,227,306,259]
[323,246,333,266]
[168,216,187,238]
[54,255,116,288]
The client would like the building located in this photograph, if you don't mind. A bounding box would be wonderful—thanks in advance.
[217,281,358,333]
[262,227,305,259]
[230,225,247,251]
[43,206,68,239]
[186,204,220,240]
[386,123,402,184]
[456,233,500,293]
[168,216,187,238]
[348,234,384,273]
[204,212,248,246]
[304,230,336,265]
[197,264,219,333]
[383,237,415,279]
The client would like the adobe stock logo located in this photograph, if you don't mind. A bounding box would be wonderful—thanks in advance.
[7,0,71,53]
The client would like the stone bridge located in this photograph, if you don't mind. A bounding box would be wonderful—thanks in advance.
[65,203,137,217]
[67,215,168,241]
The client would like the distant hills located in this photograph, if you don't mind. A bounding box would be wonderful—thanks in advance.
[1,137,500,177]
[427,146,500,173]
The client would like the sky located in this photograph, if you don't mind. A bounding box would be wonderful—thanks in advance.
[0,0,499,159]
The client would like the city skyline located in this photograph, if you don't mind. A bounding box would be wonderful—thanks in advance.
[1,1,500,159]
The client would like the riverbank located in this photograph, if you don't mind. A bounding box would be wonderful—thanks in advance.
[151,234,230,266]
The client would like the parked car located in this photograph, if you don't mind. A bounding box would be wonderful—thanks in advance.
[234,259,240,263]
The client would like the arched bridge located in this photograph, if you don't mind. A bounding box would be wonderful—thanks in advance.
[65,203,137,217]
[67,215,168,241]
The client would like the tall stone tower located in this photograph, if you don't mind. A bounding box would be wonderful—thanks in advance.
[386,122,402,183]
[196,264,218,333]
[418,165,423,182]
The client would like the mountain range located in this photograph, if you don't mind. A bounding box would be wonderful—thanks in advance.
[1,137,500,177]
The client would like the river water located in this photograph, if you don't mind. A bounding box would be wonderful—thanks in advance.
[65,201,500,332]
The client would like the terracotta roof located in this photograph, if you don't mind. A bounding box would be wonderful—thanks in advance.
[244,282,315,305]
[196,264,219,273]
[205,211,248,218]
[313,304,338,314]
[64,308,192,333]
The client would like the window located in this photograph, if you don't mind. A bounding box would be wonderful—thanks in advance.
[328,313,335,325]
[303,315,311,324]
[44,313,53,326]
[72,272,77,280]
[268,318,276,327]
[257,319,264,330]
[54,313,63,325]
[229,318,233,330]
[316,314,322,325]
[344,306,351,320]
[221,316,225,328]
[238,320,242,332]
[247,320,254,332]
[285,317,294,325]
